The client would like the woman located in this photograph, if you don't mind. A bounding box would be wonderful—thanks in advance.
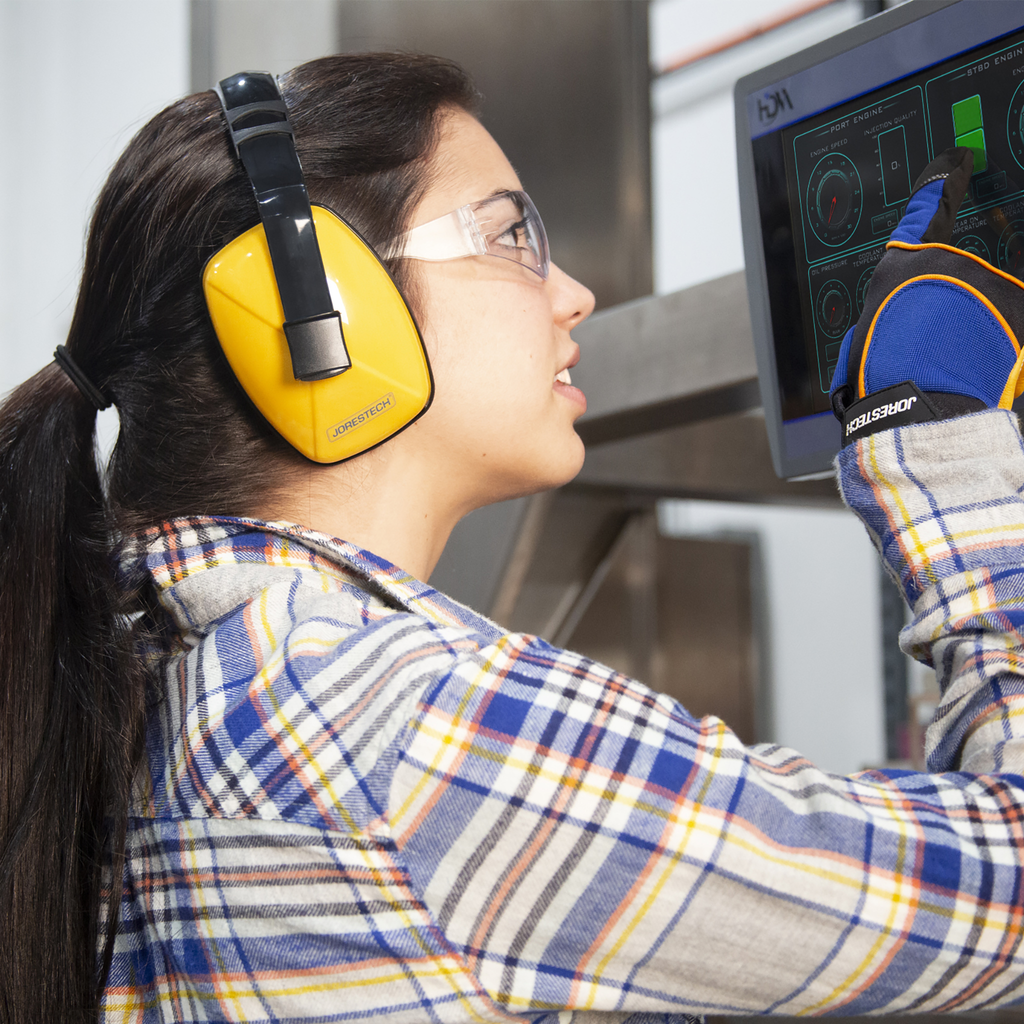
[0,53,1022,1024]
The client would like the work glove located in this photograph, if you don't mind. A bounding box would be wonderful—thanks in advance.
[830,147,1024,446]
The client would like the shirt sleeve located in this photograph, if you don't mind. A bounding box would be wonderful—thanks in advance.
[390,409,1024,1020]
[837,408,1024,775]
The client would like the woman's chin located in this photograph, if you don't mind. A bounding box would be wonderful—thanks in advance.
[515,432,587,497]
[562,430,587,481]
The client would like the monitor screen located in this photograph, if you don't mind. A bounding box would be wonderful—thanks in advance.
[736,0,1024,477]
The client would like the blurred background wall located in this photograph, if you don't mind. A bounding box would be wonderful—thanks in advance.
[0,1,189,390]
[0,0,922,776]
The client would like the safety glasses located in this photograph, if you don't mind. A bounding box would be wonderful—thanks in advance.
[386,190,550,280]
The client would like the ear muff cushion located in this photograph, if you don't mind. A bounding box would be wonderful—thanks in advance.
[203,206,432,463]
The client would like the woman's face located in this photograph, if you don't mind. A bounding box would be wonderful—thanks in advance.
[404,109,595,514]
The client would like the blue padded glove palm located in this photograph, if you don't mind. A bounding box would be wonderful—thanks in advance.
[830,148,1024,445]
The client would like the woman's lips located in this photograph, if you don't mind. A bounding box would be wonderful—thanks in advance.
[554,367,586,412]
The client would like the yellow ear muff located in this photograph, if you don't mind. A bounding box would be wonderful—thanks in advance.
[202,205,432,463]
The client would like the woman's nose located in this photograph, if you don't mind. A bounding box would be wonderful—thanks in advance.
[548,262,596,330]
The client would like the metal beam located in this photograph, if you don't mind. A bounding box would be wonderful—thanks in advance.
[575,411,841,506]
[572,271,761,446]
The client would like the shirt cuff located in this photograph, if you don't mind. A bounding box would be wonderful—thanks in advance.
[835,408,1024,606]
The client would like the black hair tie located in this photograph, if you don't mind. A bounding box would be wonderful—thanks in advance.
[53,346,111,411]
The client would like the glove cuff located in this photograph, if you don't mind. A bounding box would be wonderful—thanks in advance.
[834,381,988,446]
[835,381,938,447]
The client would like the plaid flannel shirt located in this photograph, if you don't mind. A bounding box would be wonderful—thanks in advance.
[101,410,1024,1023]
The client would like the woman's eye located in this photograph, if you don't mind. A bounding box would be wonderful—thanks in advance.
[494,218,528,249]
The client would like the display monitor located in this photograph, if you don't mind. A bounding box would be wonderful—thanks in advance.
[736,0,1024,478]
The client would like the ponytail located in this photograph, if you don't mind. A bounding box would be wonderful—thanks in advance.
[0,364,145,1023]
[0,51,478,1023]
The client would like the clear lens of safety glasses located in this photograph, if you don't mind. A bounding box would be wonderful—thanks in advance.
[386,190,550,280]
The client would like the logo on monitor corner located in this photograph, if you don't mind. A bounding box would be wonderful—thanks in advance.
[758,88,793,124]
[327,392,396,441]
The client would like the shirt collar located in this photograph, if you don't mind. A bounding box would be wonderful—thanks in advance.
[123,514,505,640]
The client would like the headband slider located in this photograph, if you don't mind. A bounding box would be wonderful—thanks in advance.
[285,312,351,382]
[215,75,294,157]
[219,97,293,155]
[54,346,111,411]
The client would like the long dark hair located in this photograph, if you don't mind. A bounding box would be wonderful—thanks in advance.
[0,53,478,1024]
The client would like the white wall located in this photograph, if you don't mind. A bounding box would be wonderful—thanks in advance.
[651,0,863,295]
[0,1,190,398]
[649,0,889,775]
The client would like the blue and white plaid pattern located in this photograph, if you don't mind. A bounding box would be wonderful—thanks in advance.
[101,410,1024,1022]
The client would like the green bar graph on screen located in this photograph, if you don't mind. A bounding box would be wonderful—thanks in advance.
[952,94,986,173]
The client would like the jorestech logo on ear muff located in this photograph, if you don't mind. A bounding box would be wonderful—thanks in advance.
[201,71,433,464]
[327,393,396,442]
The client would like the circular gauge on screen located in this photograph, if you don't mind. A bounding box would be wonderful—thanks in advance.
[956,234,992,263]
[815,279,852,339]
[855,265,877,316]
[806,153,863,246]
[998,220,1024,279]
[1008,81,1024,171]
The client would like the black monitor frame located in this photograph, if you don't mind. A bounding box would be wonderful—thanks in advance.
[736,0,1024,479]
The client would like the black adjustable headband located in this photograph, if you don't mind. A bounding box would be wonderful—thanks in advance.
[215,72,350,382]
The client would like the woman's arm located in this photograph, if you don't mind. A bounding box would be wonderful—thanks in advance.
[392,409,1024,1017]
[841,409,1024,775]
